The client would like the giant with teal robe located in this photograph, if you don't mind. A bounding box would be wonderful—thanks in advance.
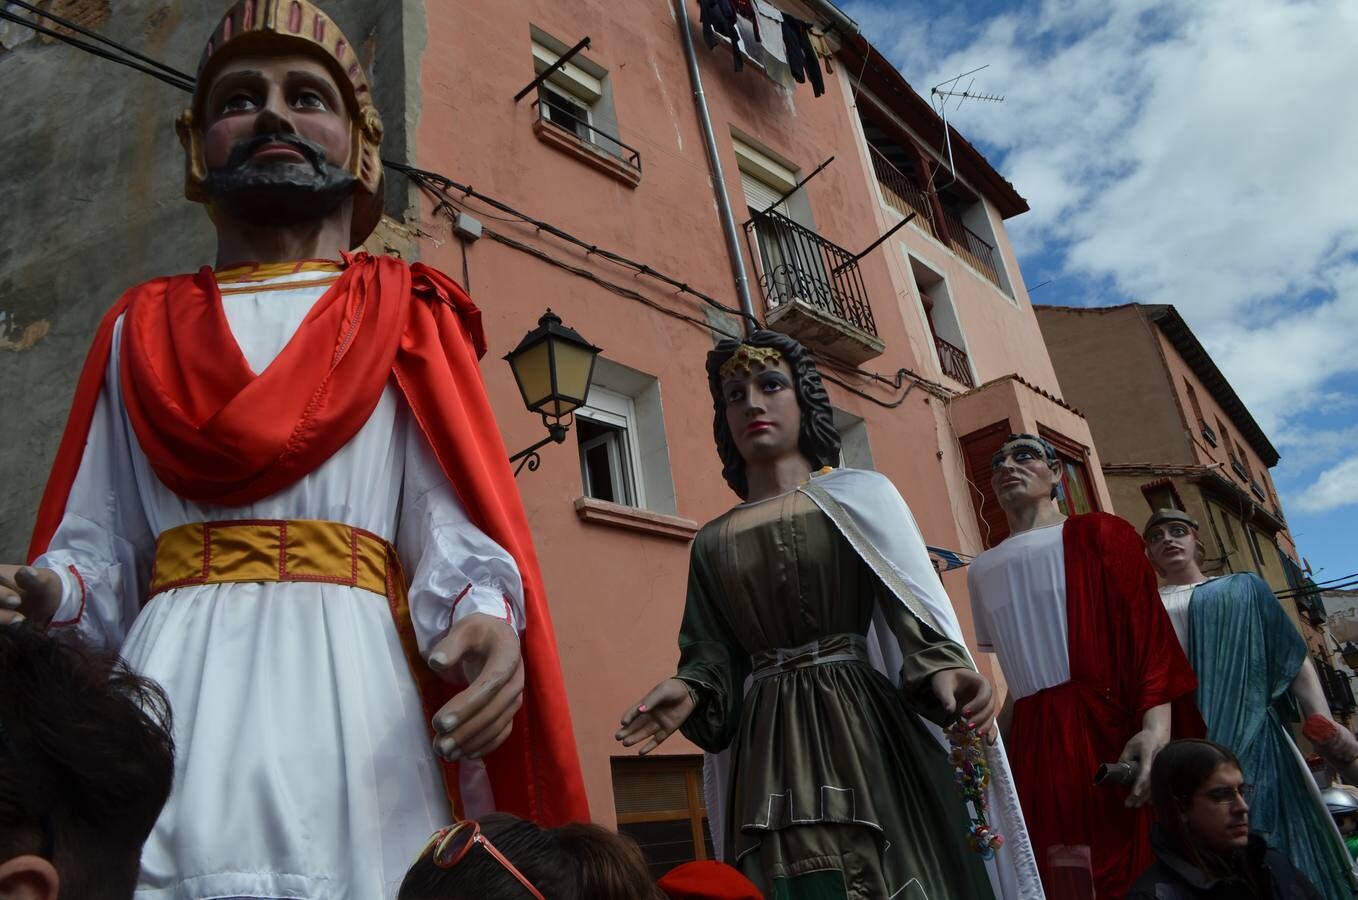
[1185,573,1355,899]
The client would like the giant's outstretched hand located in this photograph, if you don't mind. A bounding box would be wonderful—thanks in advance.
[616,677,696,756]
[931,667,996,730]
[427,613,524,763]
[0,565,61,628]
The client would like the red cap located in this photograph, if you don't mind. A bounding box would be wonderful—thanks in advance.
[657,861,762,900]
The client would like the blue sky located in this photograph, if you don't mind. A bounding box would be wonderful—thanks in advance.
[842,0,1358,584]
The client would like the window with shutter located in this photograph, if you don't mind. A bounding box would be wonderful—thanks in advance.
[611,756,714,879]
[960,421,1013,549]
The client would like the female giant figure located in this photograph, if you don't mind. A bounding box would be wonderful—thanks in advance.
[616,332,1040,899]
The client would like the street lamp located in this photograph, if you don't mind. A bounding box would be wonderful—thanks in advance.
[504,308,601,476]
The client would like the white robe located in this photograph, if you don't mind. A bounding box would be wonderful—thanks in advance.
[35,269,524,900]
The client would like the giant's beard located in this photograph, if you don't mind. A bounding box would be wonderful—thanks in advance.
[200,132,356,227]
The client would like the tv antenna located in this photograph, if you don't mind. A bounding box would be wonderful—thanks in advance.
[928,65,1005,193]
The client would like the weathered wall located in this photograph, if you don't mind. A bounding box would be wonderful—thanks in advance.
[0,0,417,557]
[1035,305,1192,467]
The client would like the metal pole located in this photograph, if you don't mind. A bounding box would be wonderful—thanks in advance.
[673,0,757,334]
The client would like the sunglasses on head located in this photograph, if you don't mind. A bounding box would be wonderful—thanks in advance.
[420,820,546,900]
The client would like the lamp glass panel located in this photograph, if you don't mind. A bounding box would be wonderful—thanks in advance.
[511,342,554,411]
[550,340,598,413]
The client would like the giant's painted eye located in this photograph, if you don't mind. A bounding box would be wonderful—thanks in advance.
[293,91,328,111]
[221,93,258,114]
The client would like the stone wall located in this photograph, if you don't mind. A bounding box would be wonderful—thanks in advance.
[0,0,419,558]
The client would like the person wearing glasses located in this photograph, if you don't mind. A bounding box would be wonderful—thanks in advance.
[398,815,660,900]
[0,623,174,900]
[1144,509,1358,898]
[1127,739,1323,899]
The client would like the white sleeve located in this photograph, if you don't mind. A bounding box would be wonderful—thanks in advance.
[966,565,995,652]
[397,409,525,660]
[32,317,154,650]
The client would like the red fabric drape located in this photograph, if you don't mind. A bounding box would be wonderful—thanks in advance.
[28,254,589,826]
[1008,513,1203,899]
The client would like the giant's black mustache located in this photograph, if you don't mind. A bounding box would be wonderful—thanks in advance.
[221,131,329,172]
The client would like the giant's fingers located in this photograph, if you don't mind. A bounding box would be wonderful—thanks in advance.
[457,691,524,760]
[440,661,524,754]
[620,720,662,748]
[432,631,522,733]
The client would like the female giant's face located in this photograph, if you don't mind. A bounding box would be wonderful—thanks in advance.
[721,358,803,466]
[1184,762,1252,854]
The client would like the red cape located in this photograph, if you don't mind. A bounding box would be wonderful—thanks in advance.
[28,253,590,826]
[1008,512,1204,899]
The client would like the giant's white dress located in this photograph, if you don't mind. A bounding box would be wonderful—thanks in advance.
[35,268,523,900]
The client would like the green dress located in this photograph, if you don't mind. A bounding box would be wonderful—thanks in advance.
[676,490,996,900]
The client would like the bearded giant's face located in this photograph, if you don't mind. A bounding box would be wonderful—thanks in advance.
[198,54,357,227]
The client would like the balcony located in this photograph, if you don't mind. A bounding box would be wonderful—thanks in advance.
[934,334,974,387]
[1231,458,1250,482]
[868,144,937,239]
[1199,421,1218,447]
[1251,479,1267,501]
[745,209,884,364]
[866,144,1005,291]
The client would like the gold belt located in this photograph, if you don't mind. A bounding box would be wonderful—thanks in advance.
[149,519,397,599]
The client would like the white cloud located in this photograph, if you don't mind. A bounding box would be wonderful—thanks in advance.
[846,0,1358,508]
[1297,458,1358,514]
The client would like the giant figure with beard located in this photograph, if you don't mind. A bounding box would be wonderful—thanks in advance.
[0,2,589,896]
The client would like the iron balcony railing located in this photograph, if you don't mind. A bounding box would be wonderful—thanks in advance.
[866,144,1005,291]
[532,99,642,173]
[934,334,975,387]
[744,208,878,337]
[936,205,1004,290]
[867,144,937,239]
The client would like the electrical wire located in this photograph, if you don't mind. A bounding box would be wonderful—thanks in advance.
[4,0,193,82]
[13,12,983,411]
[0,6,194,92]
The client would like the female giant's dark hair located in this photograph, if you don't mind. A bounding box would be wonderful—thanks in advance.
[706,330,840,500]
[399,813,661,900]
[1149,739,1244,879]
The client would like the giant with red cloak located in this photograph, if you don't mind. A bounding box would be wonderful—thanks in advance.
[1002,512,1203,898]
[28,252,590,829]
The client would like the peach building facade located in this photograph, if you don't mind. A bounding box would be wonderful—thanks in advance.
[391,0,1112,868]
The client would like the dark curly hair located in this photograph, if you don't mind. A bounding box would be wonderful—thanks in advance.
[706,330,840,500]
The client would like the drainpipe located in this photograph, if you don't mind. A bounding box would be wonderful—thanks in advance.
[673,0,757,334]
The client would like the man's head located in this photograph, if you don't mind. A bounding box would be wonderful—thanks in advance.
[176,0,384,247]
[0,625,174,900]
[990,433,1062,514]
[1151,740,1251,857]
[1143,508,1206,581]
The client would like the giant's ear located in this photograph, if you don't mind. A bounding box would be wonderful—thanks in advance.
[0,854,59,900]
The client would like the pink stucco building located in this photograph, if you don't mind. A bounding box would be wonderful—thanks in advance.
[383,0,1111,869]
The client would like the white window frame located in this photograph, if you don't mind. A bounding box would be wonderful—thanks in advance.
[577,386,647,510]
[538,81,593,141]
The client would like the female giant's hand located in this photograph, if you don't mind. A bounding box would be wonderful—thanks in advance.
[615,677,696,755]
[930,667,996,730]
